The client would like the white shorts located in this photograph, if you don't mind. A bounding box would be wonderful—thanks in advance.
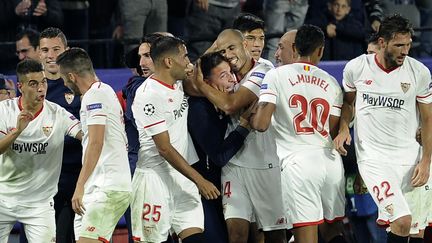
[131,169,204,243]
[74,190,130,242]
[405,165,432,234]
[221,163,288,231]
[281,148,345,227]
[0,199,55,243]
[358,161,415,224]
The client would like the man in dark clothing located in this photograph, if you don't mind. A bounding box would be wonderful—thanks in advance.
[188,52,250,243]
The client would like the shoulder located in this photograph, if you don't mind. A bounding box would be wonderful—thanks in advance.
[345,54,368,69]
[404,56,430,74]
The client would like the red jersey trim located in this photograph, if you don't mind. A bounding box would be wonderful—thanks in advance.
[376,219,390,227]
[324,216,345,223]
[332,105,342,109]
[132,236,141,241]
[417,93,432,99]
[0,131,7,135]
[18,96,44,120]
[90,81,102,88]
[152,77,175,90]
[374,54,399,73]
[345,83,356,89]
[247,79,261,88]
[98,237,109,243]
[144,120,165,129]
[66,122,81,135]
[260,92,276,96]
[293,219,324,228]
[295,61,317,66]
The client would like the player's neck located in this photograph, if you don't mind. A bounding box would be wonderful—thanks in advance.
[297,56,318,65]
[238,58,254,80]
[152,73,176,86]
[376,53,397,70]
[21,97,43,114]
[45,71,60,80]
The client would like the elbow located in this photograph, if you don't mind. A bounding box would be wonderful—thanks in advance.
[156,144,171,157]
[221,104,237,115]
[251,119,269,132]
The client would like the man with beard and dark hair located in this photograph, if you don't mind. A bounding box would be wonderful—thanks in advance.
[334,14,432,243]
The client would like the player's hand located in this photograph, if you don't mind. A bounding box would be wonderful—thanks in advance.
[33,0,47,16]
[411,158,430,187]
[333,128,351,156]
[72,185,86,216]
[196,177,220,200]
[16,110,33,132]
[195,0,209,12]
[416,127,422,145]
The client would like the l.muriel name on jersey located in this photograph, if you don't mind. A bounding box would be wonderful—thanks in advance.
[362,93,405,109]
[289,74,329,91]
[11,142,49,154]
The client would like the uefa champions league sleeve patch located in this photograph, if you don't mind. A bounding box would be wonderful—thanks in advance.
[250,72,265,79]
[143,103,155,116]
[261,84,268,90]
[86,103,102,111]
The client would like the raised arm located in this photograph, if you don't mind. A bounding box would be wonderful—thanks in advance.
[0,110,33,154]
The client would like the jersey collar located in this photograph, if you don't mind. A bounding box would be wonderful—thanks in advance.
[374,54,400,74]
[18,96,44,120]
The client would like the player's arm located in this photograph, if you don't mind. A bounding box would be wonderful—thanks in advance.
[250,101,275,132]
[74,130,83,141]
[0,111,33,154]
[333,91,356,156]
[152,131,220,199]
[412,102,432,187]
[329,115,340,140]
[72,124,105,215]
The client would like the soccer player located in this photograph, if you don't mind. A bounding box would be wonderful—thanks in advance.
[0,59,82,243]
[56,48,132,243]
[39,27,83,243]
[233,13,274,67]
[274,30,297,66]
[251,24,346,243]
[193,29,287,243]
[131,36,220,243]
[334,14,432,243]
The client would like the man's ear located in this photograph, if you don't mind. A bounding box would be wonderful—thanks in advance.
[17,82,22,93]
[163,57,173,68]
[378,37,386,49]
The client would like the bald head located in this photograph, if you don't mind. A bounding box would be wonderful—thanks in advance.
[214,29,249,72]
[275,30,297,66]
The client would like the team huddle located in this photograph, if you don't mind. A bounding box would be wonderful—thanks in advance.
[0,13,431,243]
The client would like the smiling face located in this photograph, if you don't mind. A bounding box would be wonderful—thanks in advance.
[207,61,237,92]
[380,32,412,68]
[216,32,248,73]
[16,36,39,61]
[19,71,47,105]
[39,37,67,75]
[243,28,265,61]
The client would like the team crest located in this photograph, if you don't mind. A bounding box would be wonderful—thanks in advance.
[385,204,394,216]
[65,93,74,104]
[400,83,410,93]
[42,126,53,137]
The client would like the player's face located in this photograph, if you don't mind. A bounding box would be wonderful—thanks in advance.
[244,28,265,61]
[59,67,82,96]
[138,43,154,78]
[383,32,411,67]
[16,36,39,61]
[275,32,296,66]
[19,71,47,104]
[207,61,237,93]
[329,0,350,21]
[39,37,67,75]
[216,34,248,73]
[171,45,191,80]
[367,42,379,54]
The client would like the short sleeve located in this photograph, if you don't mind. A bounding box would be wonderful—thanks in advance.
[0,102,8,138]
[242,63,272,96]
[342,60,357,92]
[416,65,432,104]
[132,90,168,136]
[259,68,278,105]
[330,78,343,117]
[59,107,81,138]
[82,90,108,126]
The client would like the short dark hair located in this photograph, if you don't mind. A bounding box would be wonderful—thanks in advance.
[232,13,265,33]
[295,24,325,56]
[16,59,44,83]
[125,33,164,70]
[56,47,95,76]
[377,14,414,41]
[16,28,40,49]
[40,27,67,47]
[367,33,379,44]
[150,36,186,65]
[200,52,230,79]
[329,0,351,6]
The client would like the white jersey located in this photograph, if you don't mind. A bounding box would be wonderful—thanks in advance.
[80,82,131,193]
[0,98,81,205]
[132,77,198,172]
[343,54,432,165]
[258,57,275,68]
[259,62,343,160]
[229,60,279,169]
